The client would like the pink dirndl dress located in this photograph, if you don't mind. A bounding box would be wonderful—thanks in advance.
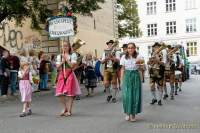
[55,67,81,97]
[19,71,33,102]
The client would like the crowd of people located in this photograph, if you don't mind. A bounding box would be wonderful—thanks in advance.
[0,39,186,122]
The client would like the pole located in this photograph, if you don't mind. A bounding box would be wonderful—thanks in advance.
[61,38,66,80]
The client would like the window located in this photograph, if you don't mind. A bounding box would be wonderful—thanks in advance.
[148,46,152,57]
[147,1,156,15]
[166,21,176,35]
[186,18,197,33]
[186,0,196,9]
[147,23,157,36]
[187,42,197,56]
[166,0,176,12]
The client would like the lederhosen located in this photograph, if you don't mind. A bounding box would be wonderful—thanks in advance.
[149,54,165,88]
[164,55,176,83]
[175,54,183,81]
[103,51,118,84]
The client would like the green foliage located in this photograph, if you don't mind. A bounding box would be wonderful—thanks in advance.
[117,0,141,38]
[0,0,52,29]
[0,0,105,29]
[68,0,105,16]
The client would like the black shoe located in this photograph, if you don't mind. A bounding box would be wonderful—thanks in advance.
[76,96,81,100]
[103,89,106,93]
[19,112,27,117]
[40,89,50,91]
[175,91,178,95]
[107,95,112,102]
[112,98,117,103]
[170,95,174,100]
[158,100,162,106]
[163,94,168,100]
[179,89,182,92]
[27,109,32,115]
[150,99,157,105]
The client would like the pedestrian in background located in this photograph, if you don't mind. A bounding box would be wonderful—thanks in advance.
[28,50,40,92]
[18,62,33,117]
[39,54,50,91]
[120,43,142,122]
[50,54,57,88]
[8,51,20,96]
[82,53,97,97]
[0,50,10,98]
[94,57,103,83]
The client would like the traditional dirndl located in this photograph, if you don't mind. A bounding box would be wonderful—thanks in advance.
[85,66,97,88]
[55,69,81,97]
[122,70,142,115]
[19,80,33,102]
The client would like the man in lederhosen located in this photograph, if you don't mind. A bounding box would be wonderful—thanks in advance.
[101,40,120,103]
[174,50,183,95]
[163,45,176,100]
[148,42,165,106]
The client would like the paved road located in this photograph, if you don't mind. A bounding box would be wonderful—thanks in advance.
[0,76,200,133]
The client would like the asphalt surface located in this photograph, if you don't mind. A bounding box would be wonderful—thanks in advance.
[0,76,200,133]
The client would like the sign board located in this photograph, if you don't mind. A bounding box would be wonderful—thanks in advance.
[48,17,74,38]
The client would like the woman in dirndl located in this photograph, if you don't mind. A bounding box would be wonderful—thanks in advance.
[82,53,97,97]
[120,42,142,122]
[55,41,81,117]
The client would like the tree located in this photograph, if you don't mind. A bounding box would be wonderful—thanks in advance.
[68,0,105,16]
[117,0,141,38]
[0,0,52,29]
[0,0,105,29]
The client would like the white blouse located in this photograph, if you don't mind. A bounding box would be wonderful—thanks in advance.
[120,55,142,70]
[56,53,77,65]
[82,58,95,67]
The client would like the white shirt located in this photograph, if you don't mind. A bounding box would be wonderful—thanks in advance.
[56,53,77,65]
[120,55,142,70]
[161,49,167,64]
[82,57,95,67]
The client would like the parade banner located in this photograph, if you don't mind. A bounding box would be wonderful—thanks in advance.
[48,17,74,38]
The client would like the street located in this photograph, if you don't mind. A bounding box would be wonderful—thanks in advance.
[0,76,200,133]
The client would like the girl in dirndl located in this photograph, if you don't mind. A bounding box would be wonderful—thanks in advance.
[120,42,143,122]
[55,41,81,117]
[18,63,33,117]
[82,53,97,97]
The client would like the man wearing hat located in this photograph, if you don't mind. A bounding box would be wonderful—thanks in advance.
[101,40,120,103]
[148,42,165,106]
[121,44,128,56]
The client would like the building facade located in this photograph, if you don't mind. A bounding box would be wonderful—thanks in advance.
[0,0,116,57]
[120,0,200,64]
